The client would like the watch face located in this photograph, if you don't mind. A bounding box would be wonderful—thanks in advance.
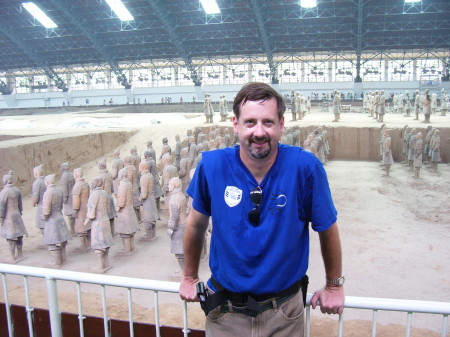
[338,276,345,285]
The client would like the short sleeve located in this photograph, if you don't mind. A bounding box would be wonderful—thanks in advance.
[186,160,211,216]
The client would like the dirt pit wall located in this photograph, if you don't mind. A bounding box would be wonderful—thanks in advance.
[0,130,137,196]
[291,125,449,162]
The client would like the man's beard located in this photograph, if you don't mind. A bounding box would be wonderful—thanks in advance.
[248,136,271,159]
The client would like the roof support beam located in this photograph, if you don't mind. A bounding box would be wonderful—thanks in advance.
[47,0,131,89]
[145,0,201,86]
[354,0,365,83]
[0,23,68,92]
[250,0,278,84]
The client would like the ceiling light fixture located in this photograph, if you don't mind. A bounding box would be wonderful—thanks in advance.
[105,0,134,21]
[22,2,57,29]
[300,0,317,8]
[200,0,221,14]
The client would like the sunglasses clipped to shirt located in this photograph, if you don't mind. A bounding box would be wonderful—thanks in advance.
[248,186,262,226]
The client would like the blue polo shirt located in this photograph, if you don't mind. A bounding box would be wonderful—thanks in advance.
[187,144,337,294]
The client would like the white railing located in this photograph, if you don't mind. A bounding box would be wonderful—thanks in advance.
[1,263,449,337]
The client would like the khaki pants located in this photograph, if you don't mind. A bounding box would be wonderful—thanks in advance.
[205,290,304,337]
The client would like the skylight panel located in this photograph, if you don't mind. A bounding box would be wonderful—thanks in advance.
[300,0,317,8]
[200,0,221,14]
[22,2,57,29]
[404,0,421,3]
[105,0,134,21]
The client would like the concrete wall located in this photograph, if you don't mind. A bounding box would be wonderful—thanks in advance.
[1,81,449,109]
[0,130,137,196]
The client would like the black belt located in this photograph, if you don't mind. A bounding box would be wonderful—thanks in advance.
[199,275,308,318]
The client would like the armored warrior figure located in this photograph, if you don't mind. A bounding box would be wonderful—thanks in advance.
[378,91,386,123]
[382,129,394,177]
[203,94,214,123]
[430,129,441,172]
[162,155,179,210]
[115,167,139,255]
[414,90,421,120]
[111,148,124,196]
[121,156,141,222]
[178,148,192,194]
[146,140,157,162]
[32,164,46,247]
[423,89,431,123]
[139,162,158,241]
[0,173,28,263]
[175,135,182,170]
[404,91,412,117]
[85,177,113,273]
[144,150,163,216]
[290,89,297,121]
[42,174,71,268]
[60,162,76,234]
[219,95,228,122]
[332,90,341,122]
[412,133,423,179]
[97,160,116,235]
[166,177,187,279]
[440,89,448,116]
[72,168,91,252]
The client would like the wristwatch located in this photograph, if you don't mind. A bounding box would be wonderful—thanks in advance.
[327,275,345,286]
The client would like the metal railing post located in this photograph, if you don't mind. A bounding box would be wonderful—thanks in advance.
[46,276,62,337]
[1,273,13,337]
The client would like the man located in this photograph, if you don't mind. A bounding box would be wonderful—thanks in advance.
[180,82,344,336]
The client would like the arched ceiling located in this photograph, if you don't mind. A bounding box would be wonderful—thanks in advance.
[0,0,448,82]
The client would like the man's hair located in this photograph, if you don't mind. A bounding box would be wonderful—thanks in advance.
[233,82,286,120]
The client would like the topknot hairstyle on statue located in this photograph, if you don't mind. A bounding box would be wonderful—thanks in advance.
[232,82,285,120]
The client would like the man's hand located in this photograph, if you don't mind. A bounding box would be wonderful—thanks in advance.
[310,285,345,315]
[179,276,201,302]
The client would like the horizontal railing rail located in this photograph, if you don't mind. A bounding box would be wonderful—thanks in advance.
[1,263,449,337]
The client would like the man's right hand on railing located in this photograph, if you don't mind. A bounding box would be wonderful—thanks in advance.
[179,276,201,302]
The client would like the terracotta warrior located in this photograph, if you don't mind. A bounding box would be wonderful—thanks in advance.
[404,91,412,117]
[413,90,421,120]
[85,177,113,273]
[60,162,76,234]
[440,89,448,116]
[130,146,141,180]
[0,173,28,263]
[412,132,423,179]
[407,129,418,171]
[144,150,163,216]
[139,162,158,241]
[430,129,441,172]
[431,93,438,115]
[146,140,157,162]
[382,129,394,177]
[332,90,341,122]
[175,135,182,170]
[72,167,91,251]
[378,90,386,123]
[42,174,72,268]
[219,95,228,122]
[290,90,297,121]
[178,147,192,194]
[97,159,116,235]
[115,166,139,255]
[111,148,124,196]
[166,177,187,279]
[32,164,46,248]
[203,93,214,123]
[423,89,431,123]
[424,125,434,164]
[162,155,179,210]
[121,156,141,222]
